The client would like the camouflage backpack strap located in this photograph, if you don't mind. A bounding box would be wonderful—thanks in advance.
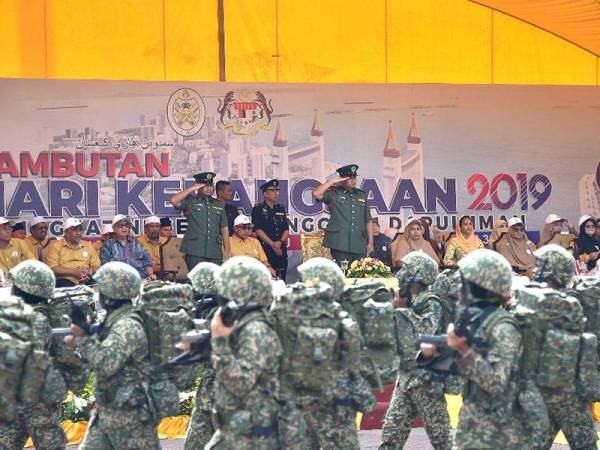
[479,307,517,341]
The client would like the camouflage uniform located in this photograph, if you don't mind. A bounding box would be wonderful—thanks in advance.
[0,260,67,450]
[380,251,451,450]
[207,256,282,450]
[453,249,528,449]
[76,262,160,450]
[532,245,597,450]
[184,262,219,450]
[285,257,362,450]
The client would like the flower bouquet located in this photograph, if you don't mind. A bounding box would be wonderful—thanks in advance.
[345,257,393,278]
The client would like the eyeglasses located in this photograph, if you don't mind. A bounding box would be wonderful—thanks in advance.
[512,227,525,232]
[585,224,597,229]
[238,225,253,230]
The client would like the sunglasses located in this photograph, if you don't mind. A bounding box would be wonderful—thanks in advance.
[585,224,597,228]
[238,224,253,230]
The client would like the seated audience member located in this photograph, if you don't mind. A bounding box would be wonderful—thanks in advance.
[443,215,484,268]
[392,216,439,268]
[45,218,101,287]
[369,219,392,266]
[596,218,600,240]
[159,217,175,238]
[0,217,35,273]
[487,219,508,250]
[420,218,445,261]
[93,224,113,253]
[494,217,536,278]
[229,215,276,277]
[572,215,600,272]
[11,222,26,240]
[538,213,577,248]
[100,214,155,280]
[138,216,166,275]
[24,216,54,260]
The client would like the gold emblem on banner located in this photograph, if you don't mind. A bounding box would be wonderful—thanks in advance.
[217,90,273,136]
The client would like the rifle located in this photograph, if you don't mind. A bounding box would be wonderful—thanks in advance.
[152,300,264,373]
[51,323,103,337]
[416,306,483,350]
[191,294,226,319]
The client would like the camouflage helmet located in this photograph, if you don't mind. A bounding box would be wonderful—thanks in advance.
[93,261,141,299]
[458,249,512,297]
[10,260,55,299]
[216,256,273,305]
[187,262,219,294]
[533,244,575,287]
[399,250,438,286]
[432,268,460,299]
[297,257,345,298]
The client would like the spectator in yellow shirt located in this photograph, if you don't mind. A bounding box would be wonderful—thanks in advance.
[45,218,101,287]
[229,215,276,277]
[23,216,54,260]
[0,217,35,273]
[138,216,166,275]
[93,224,114,254]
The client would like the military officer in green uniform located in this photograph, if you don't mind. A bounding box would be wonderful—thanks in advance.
[313,164,374,266]
[171,172,230,270]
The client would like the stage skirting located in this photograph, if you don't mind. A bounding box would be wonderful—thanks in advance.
[24,398,600,447]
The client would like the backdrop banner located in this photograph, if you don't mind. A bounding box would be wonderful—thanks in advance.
[1,79,599,275]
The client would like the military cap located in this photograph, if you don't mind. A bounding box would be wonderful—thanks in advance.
[260,179,280,192]
[336,164,359,177]
[193,172,216,184]
[159,217,172,228]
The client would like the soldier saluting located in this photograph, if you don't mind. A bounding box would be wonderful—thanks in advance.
[313,164,374,266]
[251,179,289,280]
[171,172,230,270]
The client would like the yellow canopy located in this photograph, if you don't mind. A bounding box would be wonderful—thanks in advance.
[0,0,598,85]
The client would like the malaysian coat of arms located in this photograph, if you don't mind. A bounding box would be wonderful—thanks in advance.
[217,90,273,136]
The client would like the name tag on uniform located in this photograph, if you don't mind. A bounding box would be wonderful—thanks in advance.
[275,212,286,216]
[212,206,223,211]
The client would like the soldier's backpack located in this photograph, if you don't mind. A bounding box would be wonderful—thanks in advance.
[0,296,49,421]
[431,269,459,326]
[48,285,96,390]
[137,280,196,418]
[340,280,400,389]
[513,286,600,400]
[274,281,349,397]
[571,276,600,337]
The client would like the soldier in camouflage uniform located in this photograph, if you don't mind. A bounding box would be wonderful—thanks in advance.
[449,249,527,449]
[184,262,220,450]
[274,257,363,450]
[0,260,67,450]
[68,262,161,450]
[206,256,282,449]
[530,244,597,450]
[380,251,451,450]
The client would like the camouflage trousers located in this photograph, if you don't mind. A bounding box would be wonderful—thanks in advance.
[302,399,360,450]
[79,406,160,450]
[455,400,527,450]
[380,377,451,450]
[184,372,216,450]
[538,391,597,450]
[0,402,66,450]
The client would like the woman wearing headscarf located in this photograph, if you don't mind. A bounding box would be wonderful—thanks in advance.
[487,219,508,250]
[443,215,484,268]
[419,218,444,261]
[538,213,577,249]
[572,215,600,272]
[391,217,439,268]
[494,217,536,278]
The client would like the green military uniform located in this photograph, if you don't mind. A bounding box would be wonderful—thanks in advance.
[321,165,372,265]
[176,172,227,269]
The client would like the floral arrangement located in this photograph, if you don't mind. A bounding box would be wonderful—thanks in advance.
[62,373,202,421]
[345,257,393,278]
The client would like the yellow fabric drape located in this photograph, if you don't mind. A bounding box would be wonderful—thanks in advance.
[1,0,598,84]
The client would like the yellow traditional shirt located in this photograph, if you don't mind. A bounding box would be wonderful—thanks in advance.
[45,239,101,284]
[0,238,36,273]
[229,235,269,266]
[22,235,52,260]
[137,234,167,273]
